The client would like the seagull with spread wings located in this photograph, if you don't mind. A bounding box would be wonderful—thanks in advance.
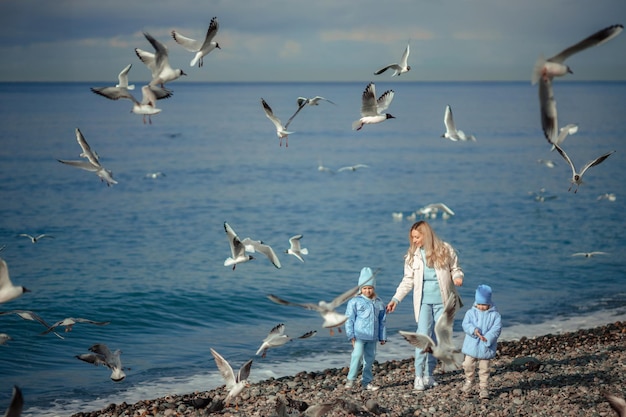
[172,16,221,67]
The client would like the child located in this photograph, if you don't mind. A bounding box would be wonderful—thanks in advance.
[344,267,387,391]
[461,284,502,399]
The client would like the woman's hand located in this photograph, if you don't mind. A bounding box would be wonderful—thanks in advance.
[453,277,463,286]
[386,300,397,313]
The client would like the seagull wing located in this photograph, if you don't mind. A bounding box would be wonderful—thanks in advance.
[444,105,458,136]
[261,98,284,131]
[57,159,99,172]
[171,31,202,52]
[399,330,436,351]
[224,222,246,259]
[116,64,133,89]
[210,348,236,389]
[90,86,137,103]
[399,42,410,68]
[242,238,281,268]
[284,101,306,129]
[73,317,111,326]
[75,128,101,166]
[376,90,394,114]
[434,293,457,347]
[373,64,400,75]
[578,150,615,178]
[134,48,159,77]
[553,144,577,178]
[142,32,169,70]
[4,385,23,417]
[538,77,558,144]
[288,235,303,252]
[76,352,107,367]
[236,359,253,383]
[267,294,320,312]
[360,82,378,116]
[200,17,220,49]
[548,24,624,63]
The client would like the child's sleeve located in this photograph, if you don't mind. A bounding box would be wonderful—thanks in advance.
[462,310,477,338]
[344,299,356,339]
[483,312,502,344]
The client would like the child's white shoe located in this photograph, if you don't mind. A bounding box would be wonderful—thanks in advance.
[414,377,425,391]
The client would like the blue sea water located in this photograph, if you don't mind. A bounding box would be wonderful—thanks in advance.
[0,81,625,416]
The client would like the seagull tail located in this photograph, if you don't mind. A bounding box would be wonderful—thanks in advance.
[300,248,309,255]
[190,53,202,67]
[351,120,363,131]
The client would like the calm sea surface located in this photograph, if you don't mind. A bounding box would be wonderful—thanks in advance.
[0,81,625,416]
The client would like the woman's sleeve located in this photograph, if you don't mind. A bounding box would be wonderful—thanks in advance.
[448,243,464,280]
[391,261,415,303]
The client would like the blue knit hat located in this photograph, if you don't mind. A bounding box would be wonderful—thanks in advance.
[358,267,375,289]
[475,284,492,305]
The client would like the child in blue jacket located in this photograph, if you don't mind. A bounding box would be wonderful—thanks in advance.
[461,284,502,400]
[344,267,387,391]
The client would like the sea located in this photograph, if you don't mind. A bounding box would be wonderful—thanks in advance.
[0,80,625,416]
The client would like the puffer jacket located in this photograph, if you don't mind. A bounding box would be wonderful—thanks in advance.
[461,304,502,359]
[344,294,387,342]
[390,242,464,323]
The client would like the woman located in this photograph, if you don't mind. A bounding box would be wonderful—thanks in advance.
[386,220,464,390]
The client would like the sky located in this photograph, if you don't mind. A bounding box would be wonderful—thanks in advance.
[0,0,625,83]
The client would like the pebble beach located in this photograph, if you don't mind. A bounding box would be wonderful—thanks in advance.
[70,321,625,417]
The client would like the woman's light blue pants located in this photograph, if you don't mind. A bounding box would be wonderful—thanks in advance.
[414,302,443,377]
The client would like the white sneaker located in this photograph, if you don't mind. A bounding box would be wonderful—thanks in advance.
[365,383,379,391]
[424,376,438,388]
[414,377,425,391]
[344,380,354,388]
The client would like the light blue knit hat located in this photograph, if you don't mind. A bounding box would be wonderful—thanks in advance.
[358,267,375,289]
[475,284,493,305]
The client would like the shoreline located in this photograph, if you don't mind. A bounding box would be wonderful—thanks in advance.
[71,321,625,417]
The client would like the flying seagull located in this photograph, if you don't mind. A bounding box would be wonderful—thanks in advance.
[210,348,253,408]
[135,32,187,87]
[571,251,608,258]
[552,144,614,193]
[441,105,476,142]
[18,234,53,244]
[532,24,623,84]
[285,235,308,263]
[399,293,461,372]
[374,42,411,77]
[0,310,58,336]
[0,259,30,305]
[76,343,126,382]
[352,82,395,131]
[267,271,376,335]
[41,317,111,335]
[91,84,173,124]
[57,128,117,186]
[255,323,316,358]
[172,16,221,67]
[261,98,303,147]
[538,76,578,148]
[223,222,281,269]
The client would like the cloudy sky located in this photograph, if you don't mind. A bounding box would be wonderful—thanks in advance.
[1,0,624,83]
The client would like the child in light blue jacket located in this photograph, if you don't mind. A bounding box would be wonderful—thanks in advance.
[461,284,502,400]
[344,267,387,391]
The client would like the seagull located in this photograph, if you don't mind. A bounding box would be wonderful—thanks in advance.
[337,164,369,172]
[76,343,126,382]
[114,63,135,90]
[209,348,253,408]
[529,189,557,202]
[255,323,316,358]
[285,235,308,263]
[135,32,187,87]
[374,41,411,77]
[296,96,336,107]
[317,161,334,173]
[597,193,616,202]
[58,128,117,186]
[441,105,476,142]
[532,24,624,85]
[223,222,281,269]
[538,76,579,148]
[0,310,54,332]
[417,203,455,219]
[0,333,11,345]
[571,251,608,258]
[41,317,111,335]
[18,234,53,243]
[261,98,302,147]
[267,271,376,336]
[0,260,30,305]
[602,390,626,417]
[399,293,461,372]
[172,16,221,67]
[91,84,173,124]
[2,385,23,417]
[352,82,395,131]
[552,143,615,193]
[537,159,556,168]
[391,212,404,221]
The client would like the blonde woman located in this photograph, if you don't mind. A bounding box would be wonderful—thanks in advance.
[386,221,464,390]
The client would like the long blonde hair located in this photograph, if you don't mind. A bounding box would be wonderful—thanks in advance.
[404,221,451,269]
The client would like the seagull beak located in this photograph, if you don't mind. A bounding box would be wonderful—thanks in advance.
[23,286,31,293]
[216,43,221,49]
